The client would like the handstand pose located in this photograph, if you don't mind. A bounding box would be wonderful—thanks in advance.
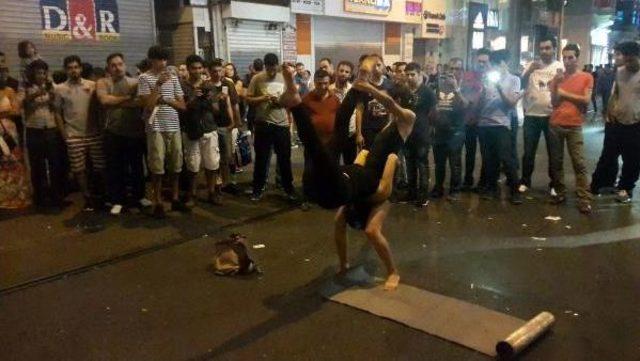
[281,57,416,290]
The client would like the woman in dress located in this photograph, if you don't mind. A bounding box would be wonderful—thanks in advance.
[0,63,31,209]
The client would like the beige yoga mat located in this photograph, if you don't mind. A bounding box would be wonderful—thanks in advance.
[321,267,554,357]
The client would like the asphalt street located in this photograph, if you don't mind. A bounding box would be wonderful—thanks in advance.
[1,121,639,361]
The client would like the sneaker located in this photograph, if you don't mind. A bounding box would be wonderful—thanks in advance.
[300,202,311,211]
[250,192,263,202]
[171,201,192,213]
[615,190,632,204]
[429,188,444,199]
[447,192,461,201]
[518,184,528,193]
[153,204,165,219]
[550,188,558,197]
[110,204,123,216]
[83,198,95,212]
[139,198,153,208]
[578,202,593,214]
[207,192,223,206]
[416,198,430,208]
[285,190,299,202]
[510,192,523,205]
[480,189,499,200]
[549,195,566,205]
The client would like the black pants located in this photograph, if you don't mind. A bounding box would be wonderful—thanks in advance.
[520,115,552,188]
[104,131,146,205]
[252,122,293,194]
[478,126,517,193]
[362,127,382,150]
[591,122,620,193]
[614,122,640,194]
[292,104,402,209]
[463,124,479,185]
[593,122,640,195]
[26,128,66,206]
[337,135,357,165]
[405,134,430,199]
[510,114,519,171]
[433,131,464,191]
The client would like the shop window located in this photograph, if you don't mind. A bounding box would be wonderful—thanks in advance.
[472,31,484,49]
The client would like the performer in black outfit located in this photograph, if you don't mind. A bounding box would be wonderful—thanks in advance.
[280,56,416,290]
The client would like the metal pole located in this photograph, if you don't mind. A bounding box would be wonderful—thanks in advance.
[208,0,216,59]
[558,1,565,60]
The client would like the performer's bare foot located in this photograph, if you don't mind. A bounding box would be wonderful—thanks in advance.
[383,273,400,291]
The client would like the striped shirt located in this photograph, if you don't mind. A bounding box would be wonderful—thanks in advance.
[138,71,184,132]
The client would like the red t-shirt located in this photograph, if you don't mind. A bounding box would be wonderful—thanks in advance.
[302,91,341,144]
[551,71,594,127]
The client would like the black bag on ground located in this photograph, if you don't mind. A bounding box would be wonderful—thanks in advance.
[212,234,259,276]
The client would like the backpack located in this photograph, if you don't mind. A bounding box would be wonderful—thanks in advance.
[212,234,259,276]
[184,97,210,140]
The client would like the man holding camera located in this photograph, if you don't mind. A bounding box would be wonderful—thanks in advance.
[180,55,222,207]
[476,50,522,204]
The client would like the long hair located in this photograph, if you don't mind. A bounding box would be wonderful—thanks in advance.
[17,40,37,60]
[225,62,241,83]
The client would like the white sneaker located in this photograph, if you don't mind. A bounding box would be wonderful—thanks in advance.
[550,188,558,197]
[518,184,528,193]
[110,204,123,215]
[139,198,153,208]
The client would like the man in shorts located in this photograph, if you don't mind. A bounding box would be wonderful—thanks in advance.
[138,46,187,218]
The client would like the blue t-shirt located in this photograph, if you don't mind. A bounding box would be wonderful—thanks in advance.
[478,72,521,128]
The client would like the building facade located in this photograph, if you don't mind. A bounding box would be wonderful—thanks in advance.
[0,0,156,74]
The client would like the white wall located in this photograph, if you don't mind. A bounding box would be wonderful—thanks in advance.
[222,1,290,22]
[323,0,421,24]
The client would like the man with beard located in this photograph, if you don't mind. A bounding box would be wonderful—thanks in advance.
[404,62,436,206]
[355,54,394,150]
[97,53,147,215]
[55,55,103,211]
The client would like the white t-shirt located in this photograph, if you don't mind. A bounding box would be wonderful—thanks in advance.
[522,60,564,117]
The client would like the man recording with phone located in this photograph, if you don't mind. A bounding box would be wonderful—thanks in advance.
[246,53,297,202]
[475,49,522,204]
[209,59,240,195]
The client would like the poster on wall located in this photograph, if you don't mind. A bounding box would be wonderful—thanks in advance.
[40,0,120,41]
[282,26,297,63]
[344,0,392,16]
[419,0,446,39]
[291,0,324,15]
[405,1,422,23]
